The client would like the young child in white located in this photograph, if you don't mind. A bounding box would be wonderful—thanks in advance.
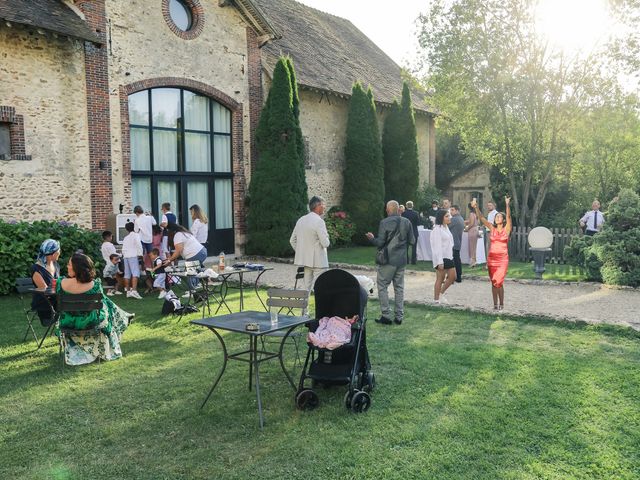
[103,253,124,296]
[146,248,167,299]
[122,221,143,299]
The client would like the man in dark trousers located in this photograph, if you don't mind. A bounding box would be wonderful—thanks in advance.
[366,200,415,326]
[402,200,420,265]
[449,204,465,283]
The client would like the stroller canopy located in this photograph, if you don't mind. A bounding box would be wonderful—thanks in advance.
[314,269,367,320]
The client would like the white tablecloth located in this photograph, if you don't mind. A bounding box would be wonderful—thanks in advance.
[416,228,486,264]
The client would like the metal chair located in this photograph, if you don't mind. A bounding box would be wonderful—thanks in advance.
[15,277,40,344]
[263,288,309,366]
[57,292,104,368]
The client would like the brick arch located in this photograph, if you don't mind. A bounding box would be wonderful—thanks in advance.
[119,77,246,242]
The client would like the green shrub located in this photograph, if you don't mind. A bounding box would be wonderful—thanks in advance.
[563,188,640,286]
[0,220,102,295]
[325,207,357,248]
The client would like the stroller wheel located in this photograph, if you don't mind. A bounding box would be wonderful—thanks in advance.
[350,391,371,413]
[296,389,319,411]
[344,390,354,409]
[363,372,376,392]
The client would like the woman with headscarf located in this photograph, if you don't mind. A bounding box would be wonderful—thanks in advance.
[31,239,61,326]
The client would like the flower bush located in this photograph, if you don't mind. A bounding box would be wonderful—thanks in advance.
[325,207,357,248]
[0,220,103,295]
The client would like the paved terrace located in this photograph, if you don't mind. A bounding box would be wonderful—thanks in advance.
[223,258,640,331]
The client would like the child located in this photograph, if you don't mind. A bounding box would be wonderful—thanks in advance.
[101,230,117,264]
[122,221,143,299]
[103,253,124,296]
[151,224,164,260]
[146,248,167,299]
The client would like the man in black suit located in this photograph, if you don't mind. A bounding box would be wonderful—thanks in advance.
[402,200,420,265]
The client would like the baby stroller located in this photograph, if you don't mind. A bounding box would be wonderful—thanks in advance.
[295,269,375,413]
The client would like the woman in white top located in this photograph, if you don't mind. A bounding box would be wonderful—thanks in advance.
[189,204,209,245]
[429,209,456,304]
[164,223,208,289]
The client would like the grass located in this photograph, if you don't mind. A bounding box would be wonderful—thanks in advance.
[1,290,639,479]
[328,246,587,282]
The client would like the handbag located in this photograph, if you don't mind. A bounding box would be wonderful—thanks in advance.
[375,217,401,265]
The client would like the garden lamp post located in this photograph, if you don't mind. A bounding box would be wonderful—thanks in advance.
[528,227,553,279]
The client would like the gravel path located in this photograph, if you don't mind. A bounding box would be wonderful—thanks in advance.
[241,260,640,331]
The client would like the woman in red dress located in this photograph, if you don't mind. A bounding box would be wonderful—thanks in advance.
[472,197,512,310]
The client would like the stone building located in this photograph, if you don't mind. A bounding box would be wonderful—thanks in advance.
[0,0,436,254]
[444,164,494,217]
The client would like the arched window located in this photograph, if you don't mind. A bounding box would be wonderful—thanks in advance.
[128,87,234,253]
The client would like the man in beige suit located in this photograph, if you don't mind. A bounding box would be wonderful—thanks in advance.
[290,196,330,299]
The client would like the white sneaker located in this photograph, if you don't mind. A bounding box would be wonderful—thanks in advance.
[113,290,123,295]
[433,299,441,305]
[126,290,133,298]
[181,291,192,299]
[106,290,115,296]
[129,290,143,300]
[158,291,167,299]
[440,294,450,304]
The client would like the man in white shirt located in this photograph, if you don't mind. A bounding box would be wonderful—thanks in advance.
[290,196,330,302]
[486,201,498,225]
[133,205,157,253]
[580,200,605,236]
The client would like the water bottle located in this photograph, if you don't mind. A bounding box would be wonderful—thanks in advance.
[218,251,225,271]
[270,307,278,326]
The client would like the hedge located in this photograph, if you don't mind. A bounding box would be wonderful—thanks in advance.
[0,220,103,295]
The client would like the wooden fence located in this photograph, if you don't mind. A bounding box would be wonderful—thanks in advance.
[483,226,582,264]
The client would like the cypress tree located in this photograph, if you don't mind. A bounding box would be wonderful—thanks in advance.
[382,82,419,204]
[246,57,308,256]
[342,83,385,244]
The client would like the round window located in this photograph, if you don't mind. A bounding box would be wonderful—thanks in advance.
[169,0,193,32]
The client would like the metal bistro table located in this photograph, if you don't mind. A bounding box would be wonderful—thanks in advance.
[191,311,309,428]
[215,266,273,312]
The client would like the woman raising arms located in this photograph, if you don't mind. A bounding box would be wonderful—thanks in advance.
[472,196,512,310]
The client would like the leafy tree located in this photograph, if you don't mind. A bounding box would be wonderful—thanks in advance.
[417,0,615,226]
[343,82,385,244]
[382,82,419,204]
[246,57,308,256]
[434,128,474,191]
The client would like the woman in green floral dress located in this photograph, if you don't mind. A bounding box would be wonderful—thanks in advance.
[57,253,133,365]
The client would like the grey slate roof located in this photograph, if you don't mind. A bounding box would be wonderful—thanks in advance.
[0,0,101,44]
[250,0,434,115]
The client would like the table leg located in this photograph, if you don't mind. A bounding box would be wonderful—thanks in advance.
[254,270,268,311]
[237,272,244,312]
[200,327,229,409]
[252,335,264,428]
[214,276,232,315]
[248,335,253,392]
[278,325,301,390]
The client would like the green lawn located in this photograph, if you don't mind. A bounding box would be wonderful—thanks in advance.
[1,291,638,479]
[329,246,587,282]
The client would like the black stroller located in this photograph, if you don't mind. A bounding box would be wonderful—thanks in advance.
[295,269,375,413]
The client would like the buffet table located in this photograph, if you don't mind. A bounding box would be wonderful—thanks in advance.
[416,227,486,264]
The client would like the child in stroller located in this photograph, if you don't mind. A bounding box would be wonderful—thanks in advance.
[296,269,375,413]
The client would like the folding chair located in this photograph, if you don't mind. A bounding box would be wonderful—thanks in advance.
[57,292,104,368]
[262,288,309,366]
[16,277,40,344]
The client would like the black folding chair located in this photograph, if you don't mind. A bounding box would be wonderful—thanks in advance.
[57,292,104,368]
[16,278,40,344]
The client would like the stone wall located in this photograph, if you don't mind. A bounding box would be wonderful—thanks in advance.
[279,88,434,209]
[0,25,92,226]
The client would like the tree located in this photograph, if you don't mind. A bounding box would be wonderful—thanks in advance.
[417,0,614,226]
[246,57,308,256]
[382,82,420,204]
[342,82,385,243]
